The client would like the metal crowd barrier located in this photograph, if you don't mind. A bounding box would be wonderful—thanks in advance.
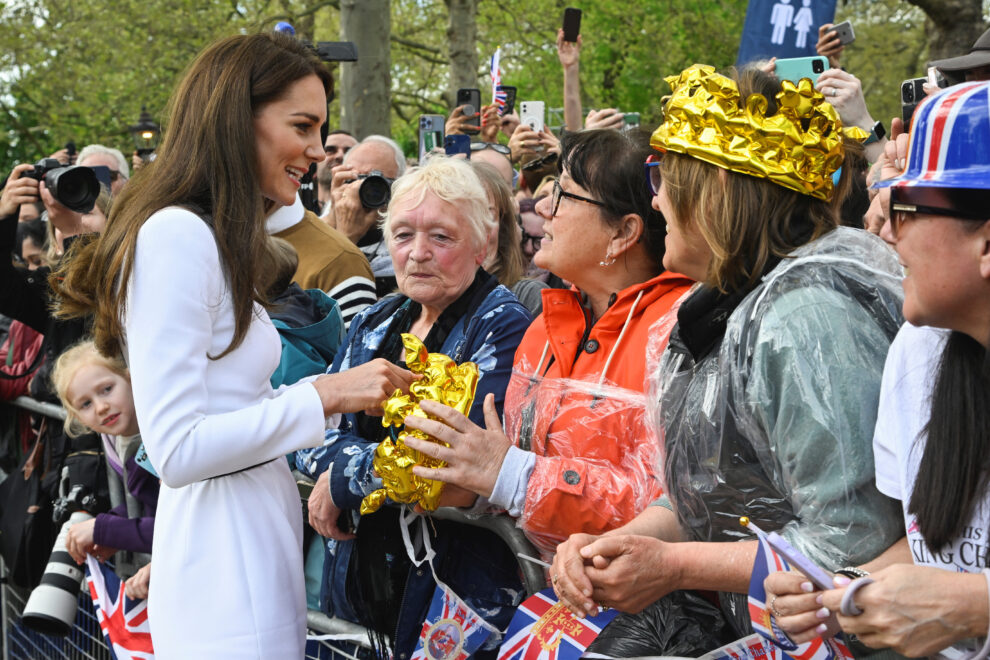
[1,398,547,659]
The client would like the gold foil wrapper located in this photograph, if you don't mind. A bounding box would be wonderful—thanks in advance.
[650,64,868,202]
[360,333,479,515]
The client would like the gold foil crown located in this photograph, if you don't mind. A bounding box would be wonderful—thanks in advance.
[650,64,867,201]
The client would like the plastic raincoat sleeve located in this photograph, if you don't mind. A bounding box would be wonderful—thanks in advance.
[739,285,904,569]
[505,365,663,553]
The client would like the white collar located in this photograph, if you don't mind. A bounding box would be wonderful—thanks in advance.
[265,194,305,234]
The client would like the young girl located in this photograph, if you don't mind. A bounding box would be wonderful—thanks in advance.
[53,340,158,575]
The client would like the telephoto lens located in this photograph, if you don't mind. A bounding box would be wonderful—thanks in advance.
[21,511,94,636]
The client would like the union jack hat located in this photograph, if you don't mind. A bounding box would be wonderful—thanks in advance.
[876,81,990,191]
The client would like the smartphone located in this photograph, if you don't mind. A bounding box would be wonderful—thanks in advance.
[455,88,481,134]
[623,112,641,130]
[520,101,546,133]
[774,56,829,85]
[562,7,582,43]
[444,134,471,159]
[418,114,445,163]
[764,531,834,591]
[901,77,927,125]
[498,85,517,116]
[65,141,76,161]
[827,20,855,46]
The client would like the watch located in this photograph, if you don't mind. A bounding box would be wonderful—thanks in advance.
[864,120,886,145]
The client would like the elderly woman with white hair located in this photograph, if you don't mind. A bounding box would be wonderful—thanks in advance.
[296,156,532,659]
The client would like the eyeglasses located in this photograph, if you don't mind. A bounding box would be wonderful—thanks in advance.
[520,231,542,252]
[551,179,607,218]
[644,154,662,196]
[107,169,124,183]
[470,142,511,156]
[888,186,989,236]
[325,145,353,155]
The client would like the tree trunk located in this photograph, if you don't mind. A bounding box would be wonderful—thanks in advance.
[907,0,987,61]
[340,0,391,138]
[443,0,479,108]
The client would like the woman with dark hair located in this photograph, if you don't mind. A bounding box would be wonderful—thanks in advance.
[399,128,693,555]
[549,66,905,658]
[52,32,413,657]
[767,80,990,659]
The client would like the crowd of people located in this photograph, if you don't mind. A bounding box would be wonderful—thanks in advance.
[0,15,988,660]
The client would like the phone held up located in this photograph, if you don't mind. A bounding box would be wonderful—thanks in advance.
[418,115,445,164]
[444,134,471,160]
[827,20,855,46]
[498,85,517,117]
[774,56,829,86]
[455,88,481,134]
[562,7,582,43]
[520,101,546,133]
[901,77,927,125]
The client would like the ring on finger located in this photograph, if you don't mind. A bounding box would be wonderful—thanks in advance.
[770,594,783,619]
[839,577,875,617]
[551,573,559,585]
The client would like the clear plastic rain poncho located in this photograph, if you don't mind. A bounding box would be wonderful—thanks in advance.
[648,227,906,569]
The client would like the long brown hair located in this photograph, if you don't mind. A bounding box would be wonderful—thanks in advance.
[659,67,859,294]
[52,32,333,359]
[472,161,525,288]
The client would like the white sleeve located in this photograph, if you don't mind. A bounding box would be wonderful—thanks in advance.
[125,209,326,488]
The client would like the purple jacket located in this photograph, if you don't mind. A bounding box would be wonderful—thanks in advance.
[92,453,159,553]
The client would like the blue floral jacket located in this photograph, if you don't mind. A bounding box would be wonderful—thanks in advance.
[296,280,531,658]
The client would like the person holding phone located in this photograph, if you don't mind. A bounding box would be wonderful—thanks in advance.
[767,81,990,659]
[549,65,904,658]
[51,32,416,657]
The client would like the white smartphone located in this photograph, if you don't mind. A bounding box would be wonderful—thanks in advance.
[520,101,546,133]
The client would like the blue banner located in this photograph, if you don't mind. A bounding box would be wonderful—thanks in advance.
[737,0,837,66]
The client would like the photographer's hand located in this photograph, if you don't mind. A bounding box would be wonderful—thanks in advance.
[65,517,100,564]
[327,165,377,244]
[479,104,500,143]
[0,164,39,218]
[584,108,624,131]
[508,124,542,165]
[39,181,86,238]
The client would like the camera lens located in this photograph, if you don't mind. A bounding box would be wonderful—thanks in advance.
[46,166,100,214]
[813,60,825,74]
[359,174,392,210]
[902,82,914,102]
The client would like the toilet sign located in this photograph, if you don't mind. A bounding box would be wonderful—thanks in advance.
[737,0,837,66]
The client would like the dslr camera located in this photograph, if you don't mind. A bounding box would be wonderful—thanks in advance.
[52,484,100,526]
[348,171,394,210]
[18,158,101,214]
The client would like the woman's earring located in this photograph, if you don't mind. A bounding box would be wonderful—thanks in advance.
[599,251,616,267]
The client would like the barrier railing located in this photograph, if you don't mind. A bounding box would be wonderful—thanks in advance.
[2,398,548,659]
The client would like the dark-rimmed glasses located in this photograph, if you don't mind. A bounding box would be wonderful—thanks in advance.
[889,186,989,236]
[551,179,607,217]
[520,231,542,252]
[470,142,512,156]
[644,154,662,196]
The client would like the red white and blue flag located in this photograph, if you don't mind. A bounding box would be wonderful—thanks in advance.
[490,47,507,113]
[411,581,498,660]
[85,556,154,660]
[497,588,618,660]
[747,534,852,660]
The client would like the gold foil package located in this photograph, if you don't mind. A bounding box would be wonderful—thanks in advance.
[650,64,868,202]
[359,334,479,515]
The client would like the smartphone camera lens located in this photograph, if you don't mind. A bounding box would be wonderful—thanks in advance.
[902,82,913,102]
[813,60,825,74]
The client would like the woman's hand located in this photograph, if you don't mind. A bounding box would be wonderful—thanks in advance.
[764,570,840,643]
[479,104,500,143]
[312,358,417,416]
[538,127,561,156]
[822,565,990,657]
[508,124,543,165]
[551,533,602,616]
[124,563,152,600]
[445,105,480,136]
[584,108,624,131]
[816,23,844,68]
[401,393,511,499]
[0,164,39,217]
[815,69,873,132]
[307,470,356,540]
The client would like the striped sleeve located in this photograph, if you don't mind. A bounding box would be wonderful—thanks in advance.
[328,275,377,330]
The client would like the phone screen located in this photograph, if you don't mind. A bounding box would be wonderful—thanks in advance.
[562,8,582,42]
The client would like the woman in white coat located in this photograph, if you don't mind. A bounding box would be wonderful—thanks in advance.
[54,32,414,658]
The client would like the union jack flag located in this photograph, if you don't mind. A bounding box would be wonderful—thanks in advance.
[411,581,497,660]
[747,533,852,660]
[85,556,154,660]
[490,47,507,113]
[497,589,617,660]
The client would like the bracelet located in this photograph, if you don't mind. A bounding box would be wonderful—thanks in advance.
[835,566,870,580]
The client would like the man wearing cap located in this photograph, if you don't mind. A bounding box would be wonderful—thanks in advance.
[931,26,990,84]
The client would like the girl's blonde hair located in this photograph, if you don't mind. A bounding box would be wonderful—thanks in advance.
[52,339,130,437]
